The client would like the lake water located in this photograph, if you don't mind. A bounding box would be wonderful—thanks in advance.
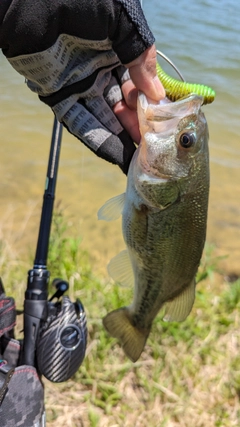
[0,0,239,276]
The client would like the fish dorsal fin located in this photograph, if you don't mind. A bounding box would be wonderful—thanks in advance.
[97,193,126,221]
[163,279,196,322]
[107,249,134,287]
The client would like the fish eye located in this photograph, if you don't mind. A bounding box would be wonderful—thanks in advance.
[179,132,196,148]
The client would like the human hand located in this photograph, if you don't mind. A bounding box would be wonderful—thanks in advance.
[50,44,165,174]
[113,45,165,144]
[48,46,165,175]
[5,0,166,174]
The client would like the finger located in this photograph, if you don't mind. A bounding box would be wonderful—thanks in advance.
[102,72,140,143]
[125,45,165,102]
[113,99,141,144]
[120,79,138,111]
[85,94,138,170]
[56,99,135,174]
[85,94,123,136]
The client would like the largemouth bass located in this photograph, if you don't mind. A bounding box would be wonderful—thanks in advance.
[98,93,209,362]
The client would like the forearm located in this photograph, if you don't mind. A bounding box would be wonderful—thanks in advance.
[0,0,154,62]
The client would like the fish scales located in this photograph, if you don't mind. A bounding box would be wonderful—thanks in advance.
[98,93,210,362]
[124,175,208,325]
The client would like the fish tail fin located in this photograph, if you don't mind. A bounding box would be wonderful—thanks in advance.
[103,307,150,362]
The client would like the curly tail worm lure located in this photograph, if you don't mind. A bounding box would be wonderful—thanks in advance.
[156,50,216,105]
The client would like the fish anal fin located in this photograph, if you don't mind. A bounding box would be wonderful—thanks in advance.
[163,279,196,322]
[97,193,125,221]
[107,249,134,287]
[103,307,150,362]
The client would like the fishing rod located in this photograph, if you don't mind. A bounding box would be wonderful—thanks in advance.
[22,116,87,383]
[23,117,63,366]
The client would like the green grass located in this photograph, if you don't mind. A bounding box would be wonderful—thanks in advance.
[0,207,239,427]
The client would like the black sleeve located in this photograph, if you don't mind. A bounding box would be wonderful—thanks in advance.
[0,0,155,63]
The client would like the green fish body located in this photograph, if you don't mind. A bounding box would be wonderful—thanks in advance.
[98,94,209,362]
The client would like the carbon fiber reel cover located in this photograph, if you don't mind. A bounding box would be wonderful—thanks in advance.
[37,296,87,382]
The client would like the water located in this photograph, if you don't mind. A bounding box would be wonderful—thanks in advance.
[0,0,239,275]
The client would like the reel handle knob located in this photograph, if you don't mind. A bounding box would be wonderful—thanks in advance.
[49,278,69,301]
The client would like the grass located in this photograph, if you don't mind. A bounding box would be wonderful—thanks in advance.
[0,207,239,427]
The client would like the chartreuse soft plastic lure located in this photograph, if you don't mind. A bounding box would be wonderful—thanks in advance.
[156,62,215,105]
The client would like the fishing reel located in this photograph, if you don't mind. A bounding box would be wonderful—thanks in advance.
[36,278,87,383]
[21,118,88,385]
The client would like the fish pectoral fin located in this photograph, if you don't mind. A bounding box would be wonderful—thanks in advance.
[97,193,126,221]
[107,249,134,287]
[163,279,196,322]
[103,307,150,362]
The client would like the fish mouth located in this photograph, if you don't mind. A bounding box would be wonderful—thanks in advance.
[138,93,204,120]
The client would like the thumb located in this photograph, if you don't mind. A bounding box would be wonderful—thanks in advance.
[125,45,165,102]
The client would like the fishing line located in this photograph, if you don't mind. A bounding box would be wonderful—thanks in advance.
[156,50,185,82]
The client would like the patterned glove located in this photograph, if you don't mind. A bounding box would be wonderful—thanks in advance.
[50,63,136,175]
[3,0,155,173]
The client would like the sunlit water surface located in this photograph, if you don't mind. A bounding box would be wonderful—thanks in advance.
[0,0,239,277]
